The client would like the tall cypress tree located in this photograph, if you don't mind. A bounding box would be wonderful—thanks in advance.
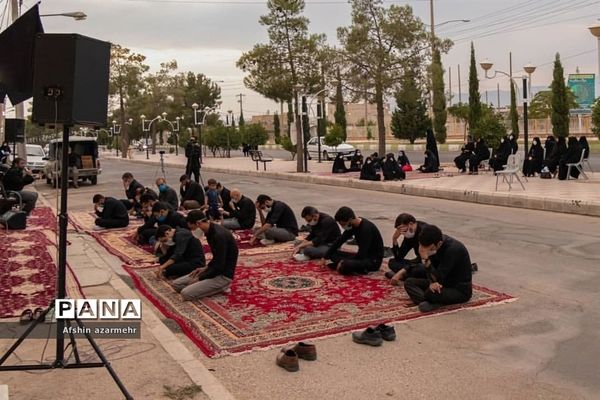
[431,49,447,143]
[287,101,293,136]
[509,82,519,137]
[468,42,482,131]
[334,69,347,141]
[273,112,281,143]
[551,53,570,137]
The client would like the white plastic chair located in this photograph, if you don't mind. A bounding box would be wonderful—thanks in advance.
[496,153,526,191]
[566,149,589,180]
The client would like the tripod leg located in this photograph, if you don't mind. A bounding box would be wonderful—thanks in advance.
[66,320,81,364]
[0,306,50,366]
[74,318,133,400]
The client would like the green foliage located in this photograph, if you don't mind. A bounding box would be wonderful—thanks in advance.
[448,103,470,122]
[431,49,447,144]
[551,53,570,137]
[238,112,245,127]
[529,89,578,119]
[509,81,519,137]
[273,113,281,143]
[468,42,482,131]
[391,68,431,144]
[367,126,374,140]
[469,105,507,149]
[334,71,347,140]
[591,98,600,139]
[280,135,297,160]
[242,123,269,148]
[203,126,241,157]
[324,124,344,147]
[355,118,375,127]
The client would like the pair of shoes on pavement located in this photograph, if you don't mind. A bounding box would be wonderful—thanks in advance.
[276,342,317,372]
[352,324,396,346]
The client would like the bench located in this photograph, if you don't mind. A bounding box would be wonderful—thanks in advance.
[249,150,273,171]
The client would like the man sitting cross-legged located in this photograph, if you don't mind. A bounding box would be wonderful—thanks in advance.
[179,174,205,211]
[221,188,256,231]
[171,211,239,301]
[156,177,179,211]
[387,213,429,285]
[403,224,473,313]
[320,206,384,275]
[135,201,187,245]
[293,206,341,262]
[250,194,299,246]
[93,194,129,229]
[154,224,206,279]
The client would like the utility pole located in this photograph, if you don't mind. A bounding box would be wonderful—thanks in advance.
[237,93,246,126]
[429,0,435,115]
[497,83,501,109]
[457,64,462,104]
[448,66,452,106]
[11,0,26,162]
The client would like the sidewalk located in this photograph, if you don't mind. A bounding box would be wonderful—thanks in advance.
[103,151,600,217]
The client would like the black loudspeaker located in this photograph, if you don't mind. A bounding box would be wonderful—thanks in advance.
[31,33,110,128]
[4,119,25,143]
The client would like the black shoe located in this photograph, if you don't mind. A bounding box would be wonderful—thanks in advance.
[418,301,442,313]
[376,324,396,341]
[471,263,478,273]
[384,271,395,279]
[352,327,383,346]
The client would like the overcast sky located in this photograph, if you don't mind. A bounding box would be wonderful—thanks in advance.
[18,0,600,116]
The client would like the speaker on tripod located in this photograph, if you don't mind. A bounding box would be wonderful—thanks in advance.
[0,33,132,399]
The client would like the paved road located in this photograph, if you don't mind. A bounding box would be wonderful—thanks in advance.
[36,158,600,399]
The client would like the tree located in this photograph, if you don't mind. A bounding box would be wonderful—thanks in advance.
[468,42,482,131]
[242,123,269,148]
[469,106,507,149]
[109,44,149,158]
[333,69,347,140]
[529,89,578,119]
[273,112,281,143]
[551,53,570,137]
[431,49,447,143]
[280,135,297,160]
[509,81,519,137]
[238,111,245,127]
[324,124,344,147]
[338,0,441,155]
[391,68,430,143]
[592,98,600,139]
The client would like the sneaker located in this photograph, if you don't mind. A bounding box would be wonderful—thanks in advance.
[418,301,442,313]
[291,342,317,361]
[293,253,310,262]
[352,327,383,346]
[376,324,396,341]
[276,349,299,372]
[260,239,275,246]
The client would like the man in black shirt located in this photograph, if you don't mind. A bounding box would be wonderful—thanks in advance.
[92,194,129,229]
[293,206,341,261]
[155,225,206,279]
[155,177,179,210]
[250,194,298,245]
[120,172,145,213]
[404,224,473,313]
[321,207,384,275]
[67,147,81,188]
[387,213,428,283]
[172,211,238,300]
[185,137,202,183]
[136,202,187,245]
[3,158,38,214]
[216,182,232,213]
[179,174,205,210]
[222,188,256,230]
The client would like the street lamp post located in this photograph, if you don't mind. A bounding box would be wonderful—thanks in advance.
[111,120,121,157]
[159,113,182,156]
[192,101,222,164]
[140,114,161,160]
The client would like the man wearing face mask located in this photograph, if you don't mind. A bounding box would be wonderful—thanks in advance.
[136,202,187,245]
[155,177,179,211]
[386,213,428,284]
[3,157,38,215]
[92,194,129,229]
[403,224,473,313]
[293,206,341,262]
[320,207,384,275]
[221,188,256,230]
[251,194,299,245]
[179,174,205,211]
[154,224,206,279]
[171,211,238,300]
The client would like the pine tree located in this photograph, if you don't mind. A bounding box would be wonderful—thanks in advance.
[468,42,482,131]
[551,53,570,137]
[391,68,430,143]
[509,81,519,137]
[334,69,347,141]
[273,112,281,143]
[431,49,447,143]
[238,111,245,127]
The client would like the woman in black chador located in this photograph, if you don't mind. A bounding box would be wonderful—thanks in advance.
[544,136,567,175]
[349,150,363,172]
[417,150,439,173]
[489,136,511,172]
[382,153,405,181]
[332,153,348,174]
[558,137,582,180]
[522,137,544,177]
[425,128,439,163]
[360,157,381,181]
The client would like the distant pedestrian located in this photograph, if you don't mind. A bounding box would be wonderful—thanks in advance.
[185,137,202,183]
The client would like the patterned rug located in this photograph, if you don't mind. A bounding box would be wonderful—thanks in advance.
[125,254,514,358]
[0,208,84,318]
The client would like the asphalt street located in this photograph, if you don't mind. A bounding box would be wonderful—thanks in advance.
[34,157,600,399]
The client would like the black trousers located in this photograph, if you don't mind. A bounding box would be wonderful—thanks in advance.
[388,259,427,279]
[95,218,129,229]
[404,278,472,305]
[188,162,201,183]
[159,257,205,279]
[329,250,380,275]
[454,154,468,171]
[138,227,157,244]
[558,161,580,180]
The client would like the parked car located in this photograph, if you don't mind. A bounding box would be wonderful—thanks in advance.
[16,144,48,176]
[44,137,101,186]
[306,137,356,161]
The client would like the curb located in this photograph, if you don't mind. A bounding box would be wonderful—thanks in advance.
[104,156,600,218]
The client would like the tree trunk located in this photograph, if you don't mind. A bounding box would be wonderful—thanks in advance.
[375,82,386,156]
[119,88,128,159]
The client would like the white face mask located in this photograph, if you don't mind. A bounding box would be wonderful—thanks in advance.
[97,205,104,213]
[403,229,415,239]
[192,228,204,239]
[343,223,353,231]
[264,207,271,214]
[308,219,318,226]
[427,249,437,258]
[166,239,175,247]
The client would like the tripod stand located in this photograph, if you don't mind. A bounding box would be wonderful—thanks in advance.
[0,125,132,399]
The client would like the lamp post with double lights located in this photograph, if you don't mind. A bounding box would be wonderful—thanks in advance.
[480,59,536,157]
[140,114,161,160]
[110,120,121,157]
[192,101,222,164]
[159,112,182,156]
